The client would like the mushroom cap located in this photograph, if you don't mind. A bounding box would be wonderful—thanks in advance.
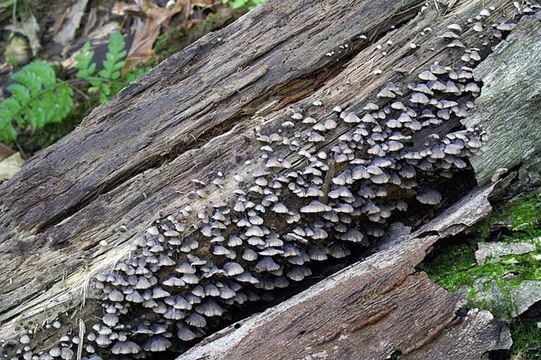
[337,228,366,244]
[328,242,351,258]
[307,245,328,261]
[223,262,244,276]
[186,312,207,328]
[108,289,124,302]
[419,71,437,81]
[272,203,289,213]
[363,102,379,111]
[164,307,187,320]
[242,248,259,261]
[176,262,196,274]
[287,266,313,281]
[196,299,224,317]
[300,200,332,213]
[164,295,191,310]
[177,326,198,341]
[111,341,140,355]
[102,313,119,327]
[235,271,260,284]
[410,92,430,104]
[447,23,462,32]
[416,186,442,205]
[143,336,172,352]
[152,287,171,299]
[255,257,281,272]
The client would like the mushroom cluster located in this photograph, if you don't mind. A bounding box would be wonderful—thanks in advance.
[2,2,539,359]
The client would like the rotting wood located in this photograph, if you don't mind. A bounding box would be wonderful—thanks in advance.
[180,186,512,360]
[0,0,540,358]
[464,16,541,185]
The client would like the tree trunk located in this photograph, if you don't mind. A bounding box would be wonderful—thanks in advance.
[0,0,540,359]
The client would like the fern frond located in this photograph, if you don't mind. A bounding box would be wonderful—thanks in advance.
[98,31,127,81]
[0,98,20,143]
[0,61,74,143]
[75,42,97,79]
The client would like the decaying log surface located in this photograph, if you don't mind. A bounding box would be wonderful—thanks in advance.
[0,0,540,357]
[180,186,511,360]
[464,16,541,184]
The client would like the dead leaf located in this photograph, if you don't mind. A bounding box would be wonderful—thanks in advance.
[121,0,189,69]
[0,153,24,180]
[5,13,41,56]
[112,2,144,16]
[53,0,90,48]
[0,143,14,162]
[191,0,214,7]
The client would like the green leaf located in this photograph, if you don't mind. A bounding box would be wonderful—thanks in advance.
[98,31,127,81]
[0,61,74,143]
[232,0,245,8]
[75,42,97,79]
[7,84,31,106]
[11,67,41,97]
[223,0,263,9]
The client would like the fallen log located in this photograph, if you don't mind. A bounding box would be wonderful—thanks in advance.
[1,0,540,359]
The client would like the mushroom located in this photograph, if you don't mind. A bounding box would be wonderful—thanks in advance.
[419,71,437,81]
[165,295,191,310]
[196,299,224,317]
[143,336,171,352]
[337,228,366,244]
[177,325,198,341]
[223,262,244,276]
[255,257,281,272]
[410,92,430,105]
[416,186,442,205]
[102,313,119,327]
[186,313,207,328]
[447,23,463,32]
[300,200,332,213]
[242,248,259,261]
[111,341,140,355]
[343,112,361,123]
[364,102,379,111]
[307,245,327,261]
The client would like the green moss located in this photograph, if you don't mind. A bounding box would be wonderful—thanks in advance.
[419,241,477,292]
[471,192,541,242]
[421,190,541,357]
[510,319,541,358]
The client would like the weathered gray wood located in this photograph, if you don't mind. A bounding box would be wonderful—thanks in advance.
[0,0,539,358]
[464,16,541,184]
[180,186,512,360]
